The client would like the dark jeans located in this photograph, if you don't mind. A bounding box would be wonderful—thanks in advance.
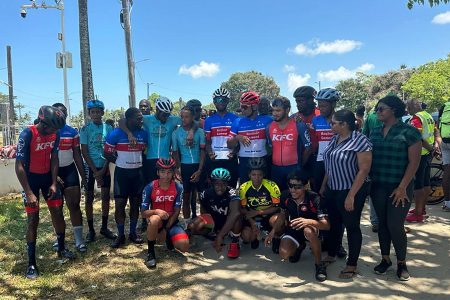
[370,181,413,261]
[325,182,368,266]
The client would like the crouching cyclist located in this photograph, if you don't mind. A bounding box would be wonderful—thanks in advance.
[15,106,76,279]
[187,168,242,258]
[239,158,281,249]
[264,170,329,282]
[141,158,189,268]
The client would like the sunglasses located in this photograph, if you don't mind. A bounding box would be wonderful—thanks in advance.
[213,97,228,103]
[288,183,304,190]
[375,106,389,112]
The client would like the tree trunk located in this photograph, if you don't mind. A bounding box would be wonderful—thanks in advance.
[78,0,94,122]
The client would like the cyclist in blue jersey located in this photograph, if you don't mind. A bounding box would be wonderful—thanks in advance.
[227,91,273,183]
[204,88,239,188]
[16,106,75,279]
[80,100,116,242]
[104,107,148,248]
[186,99,204,128]
[172,106,206,225]
[52,103,87,253]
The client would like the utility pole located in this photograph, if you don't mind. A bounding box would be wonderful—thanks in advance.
[147,82,150,99]
[6,46,15,126]
[121,0,136,107]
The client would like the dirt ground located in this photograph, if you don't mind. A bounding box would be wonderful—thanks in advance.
[1,197,449,300]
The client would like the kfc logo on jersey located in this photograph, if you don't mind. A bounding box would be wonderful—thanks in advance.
[155,195,175,202]
[272,133,294,141]
[35,141,55,151]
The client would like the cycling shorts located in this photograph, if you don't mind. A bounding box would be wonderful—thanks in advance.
[22,172,63,214]
[156,220,189,243]
[85,165,111,192]
[58,163,80,189]
[113,166,144,198]
[243,214,274,232]
[143,158,158,185]
[414,154,432,189]
[271,164,298,192]
[181,163,204,193]
[281,226,319,248]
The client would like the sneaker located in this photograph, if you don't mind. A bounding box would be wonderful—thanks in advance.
[408,208,426,215]
[85,230,96,243]
[57,248,76,260]
[406,214,424,223]
[145,253,157,269]
[250,239,259,249]
[227,242,240,259]
[371,224,379,233]
[100,228,117,240]
[111,235,126,248]
[26,265,39,279]
[442,204,450,212]
[337,245,347,258]
[129,233,144,244]
[52,240,59,252]
[374,258,392,275]
[271,237,281,254]
[315,263,327,282]
[397,262,410,281]
[289,242,306,263]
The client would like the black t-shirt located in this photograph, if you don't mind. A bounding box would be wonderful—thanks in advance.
[200,187,239,228]
[280,190,327,221]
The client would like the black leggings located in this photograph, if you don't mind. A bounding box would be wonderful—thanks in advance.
[325,182,368,266]
[370,182,413,261]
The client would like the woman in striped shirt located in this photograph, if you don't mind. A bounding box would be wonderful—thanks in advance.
[320,109,372,279]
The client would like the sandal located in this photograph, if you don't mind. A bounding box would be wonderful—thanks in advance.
[339,269,358,279]
[76,243,87,253]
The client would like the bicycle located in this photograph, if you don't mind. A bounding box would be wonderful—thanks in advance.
[428,162,445,205]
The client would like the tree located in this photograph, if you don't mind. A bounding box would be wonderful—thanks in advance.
[147,92,160,111]
[407,0,449,9]
[402,55,450,110]
[367,68,415,104]
[70,111,85,129]
[221,71,280,112]
[172,98,186,116]
[0,92,8,103]
[336,73,374,111]
[104,108,125,124]
[78,0,95,122]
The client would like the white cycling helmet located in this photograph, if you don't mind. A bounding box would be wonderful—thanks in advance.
[155,96,173,113]
[315,88,341,102]
[212,88,230,99]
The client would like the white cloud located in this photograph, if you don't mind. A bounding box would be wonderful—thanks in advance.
[287,73,311,92]
[283,65,296,73]
[432,11,450,24]
[288,39,363,56]
[178,61,220,78]
[317,63,374,82]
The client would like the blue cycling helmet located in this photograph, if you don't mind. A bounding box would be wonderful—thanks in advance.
[86,99,105,110]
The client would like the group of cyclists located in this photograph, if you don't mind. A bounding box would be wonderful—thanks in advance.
[14,84,450,284]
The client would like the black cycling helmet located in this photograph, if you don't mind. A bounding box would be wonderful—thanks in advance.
[293,86,317,99]
[248,157,267,171]
[186,99,202,107]
[316,88,341,102]
[38,105,66,130]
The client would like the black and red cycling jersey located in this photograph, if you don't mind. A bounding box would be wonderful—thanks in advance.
[16,125,60,174]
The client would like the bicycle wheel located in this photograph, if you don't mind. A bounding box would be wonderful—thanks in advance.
[428,163,445,205]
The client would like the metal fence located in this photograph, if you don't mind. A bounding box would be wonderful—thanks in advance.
[0,124,19,147]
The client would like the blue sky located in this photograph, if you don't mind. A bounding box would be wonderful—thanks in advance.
[1,0,450,117]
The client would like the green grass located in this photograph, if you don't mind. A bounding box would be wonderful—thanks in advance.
[0,195,198,299]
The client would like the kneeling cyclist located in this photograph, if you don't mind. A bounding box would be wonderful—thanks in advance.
[141,158,189,268]
[239,158,281,249]
[16,106,76,279]
[265,170,329,282]
[188,168,242,258]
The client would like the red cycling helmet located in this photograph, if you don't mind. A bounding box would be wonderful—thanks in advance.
[156,158,176,170]
[239,91,260,105]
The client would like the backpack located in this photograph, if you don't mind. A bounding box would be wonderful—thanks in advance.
[440,102,450,142]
